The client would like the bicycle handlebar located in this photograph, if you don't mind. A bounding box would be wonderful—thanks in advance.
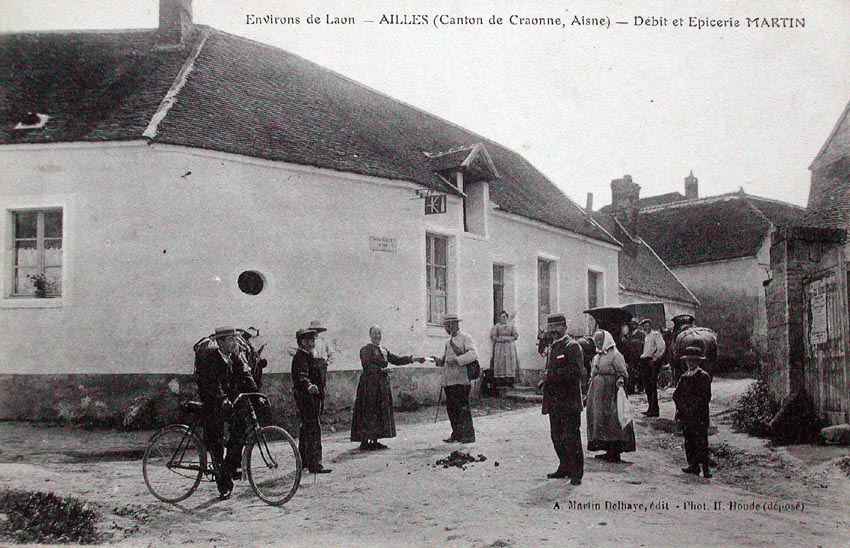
[232,392,269,406]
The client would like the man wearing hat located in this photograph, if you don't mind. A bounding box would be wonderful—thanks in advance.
[638,318,666,417]
[194,326,261,499]
[672,346,713,478]
[539,313,585,484]
[308,320,335,413]
[431,314,478,443]
[291,327,332,474]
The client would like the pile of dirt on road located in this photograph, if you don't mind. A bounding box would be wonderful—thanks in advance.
[434,451,487,470]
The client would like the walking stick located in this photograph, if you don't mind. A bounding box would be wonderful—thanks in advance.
[434,385,444,423]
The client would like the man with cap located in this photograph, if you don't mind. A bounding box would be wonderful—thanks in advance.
[672,346,713,478]
[539,313,585,484]
[431,314,477,443]
[288,320,336,413]
[309,320,335,413]
[639,318,666,417]
[291,327,332,474]
[194,326,261,499]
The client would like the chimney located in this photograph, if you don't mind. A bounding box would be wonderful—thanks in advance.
[585,192,594,213]
[685,170,699,200]
[611,175,641,234]
[158,0,193,46]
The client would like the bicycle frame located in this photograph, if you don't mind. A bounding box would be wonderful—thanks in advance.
[143,392,301,505]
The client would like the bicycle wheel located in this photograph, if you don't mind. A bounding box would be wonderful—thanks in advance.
[143,425,206,503]
[246,425,301,506]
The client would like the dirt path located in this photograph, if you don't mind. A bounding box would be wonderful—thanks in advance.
[1,378,848,547]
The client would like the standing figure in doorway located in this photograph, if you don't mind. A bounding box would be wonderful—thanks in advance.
[490,310,520,383]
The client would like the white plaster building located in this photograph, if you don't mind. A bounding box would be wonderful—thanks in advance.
[0,1,620,420]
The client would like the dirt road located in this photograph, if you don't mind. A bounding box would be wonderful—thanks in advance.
[1,378,848,547]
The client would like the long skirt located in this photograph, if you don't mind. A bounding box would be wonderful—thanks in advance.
[492,341,520,378]
[350,371,396,441]
[586,376,636,453]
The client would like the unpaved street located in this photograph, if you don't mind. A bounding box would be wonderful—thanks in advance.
[1,378,848,547]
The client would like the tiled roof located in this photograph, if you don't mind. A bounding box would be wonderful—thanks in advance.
[591,212,697,304]
[0,27,616,245]
[0,30,197,143]
[637,193,804,267]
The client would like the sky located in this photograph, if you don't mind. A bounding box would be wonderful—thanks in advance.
[2,0,849,208]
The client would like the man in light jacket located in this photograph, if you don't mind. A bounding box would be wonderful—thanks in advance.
[639,318,666,417]
[432,314,477,443]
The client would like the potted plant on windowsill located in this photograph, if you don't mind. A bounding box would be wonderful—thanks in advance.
[27,273,50,298]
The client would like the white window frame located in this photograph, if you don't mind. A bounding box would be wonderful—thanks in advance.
[1,194,73,309]
[587,268,604,309]
[426,232,450,325]
[537,256,559,331]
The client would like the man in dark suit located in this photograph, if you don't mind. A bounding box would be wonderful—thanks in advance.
[539,313,585,485]
[673,346,713,479]
[291,328,332,474]
[194,326,260,499]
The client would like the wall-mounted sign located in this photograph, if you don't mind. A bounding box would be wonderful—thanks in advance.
[425,194,446,215]
[369,236,397,252]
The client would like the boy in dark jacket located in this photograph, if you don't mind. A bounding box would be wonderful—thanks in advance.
[672,346,713,479]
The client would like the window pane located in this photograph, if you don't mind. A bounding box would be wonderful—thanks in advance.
[44,267,62,295]
[44,239,63,266]
[44,210,63,238]
[434,237,447,266]
[14,211,37,238]
[15,267,38,294]
[15,241,38,267]
[435,297,446,323]
[434,267,447,293]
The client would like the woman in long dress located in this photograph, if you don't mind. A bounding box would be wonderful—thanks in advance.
[490,311,519,381]
[350,326,425,450]
[586,329,637,462]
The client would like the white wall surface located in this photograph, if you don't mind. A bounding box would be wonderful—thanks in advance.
[0,144,619,374]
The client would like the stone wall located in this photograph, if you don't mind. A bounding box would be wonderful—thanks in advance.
[0,367,446,427]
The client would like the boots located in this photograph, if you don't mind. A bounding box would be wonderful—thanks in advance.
[701,464,712,479]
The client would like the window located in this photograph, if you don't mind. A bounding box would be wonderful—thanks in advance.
[12,209,63,297]
[493,264,505,323]
[588,270,602,309]
[426,233,448,324]
[538,258,553,329]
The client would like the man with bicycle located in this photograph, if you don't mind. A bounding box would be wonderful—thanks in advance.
[195,326,262,499]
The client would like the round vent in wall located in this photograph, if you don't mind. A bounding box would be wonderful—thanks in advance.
[238,271,265,295]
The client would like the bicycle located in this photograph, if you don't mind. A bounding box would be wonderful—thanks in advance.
[142,392,302,506]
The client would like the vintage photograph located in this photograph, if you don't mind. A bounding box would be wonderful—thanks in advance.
[1,0,849,546]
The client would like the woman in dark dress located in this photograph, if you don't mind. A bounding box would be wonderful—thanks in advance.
[351,326,426,450]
